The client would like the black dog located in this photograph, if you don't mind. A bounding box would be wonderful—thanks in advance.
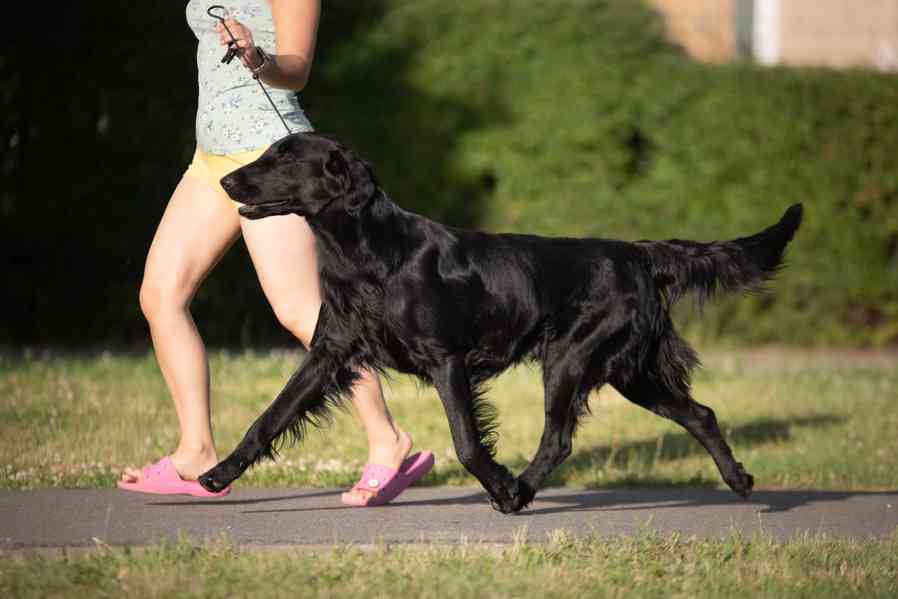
[200,132,802,513]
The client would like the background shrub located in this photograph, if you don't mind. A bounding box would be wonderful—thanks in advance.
[4,0,897,346]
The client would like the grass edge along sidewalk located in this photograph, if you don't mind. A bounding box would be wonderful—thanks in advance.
[1,531,897,599]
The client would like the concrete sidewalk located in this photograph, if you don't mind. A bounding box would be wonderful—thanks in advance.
[1,487,896,550]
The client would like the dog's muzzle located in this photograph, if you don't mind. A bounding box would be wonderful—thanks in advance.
[237,200,294,220]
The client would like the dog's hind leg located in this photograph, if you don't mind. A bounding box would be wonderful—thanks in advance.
[514,351,587,510]
[612,336,754,498]
[432,354,521,514]
[514,321,635,511]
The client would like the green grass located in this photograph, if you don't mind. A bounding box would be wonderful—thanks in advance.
[1,349,896,491]
[2,532,897,599]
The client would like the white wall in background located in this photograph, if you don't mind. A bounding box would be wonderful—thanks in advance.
[753,0,782,65]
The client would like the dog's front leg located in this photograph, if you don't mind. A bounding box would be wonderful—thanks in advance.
[199,341,354,493]
[432,355,521,514]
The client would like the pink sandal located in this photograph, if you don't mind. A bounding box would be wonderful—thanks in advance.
[341,450,434,507]
[117,457,231,497]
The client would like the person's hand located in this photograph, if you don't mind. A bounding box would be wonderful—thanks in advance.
[215,18,264,70]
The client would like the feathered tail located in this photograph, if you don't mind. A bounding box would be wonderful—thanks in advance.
[638,204,803,305]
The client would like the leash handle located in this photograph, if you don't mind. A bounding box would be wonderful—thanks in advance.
[206,5,293,136]
[207,5,239,64]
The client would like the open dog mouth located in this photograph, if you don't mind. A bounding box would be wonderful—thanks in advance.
[237,200,294,220]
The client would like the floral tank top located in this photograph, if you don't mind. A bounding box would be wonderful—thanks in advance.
[185,0,314,154]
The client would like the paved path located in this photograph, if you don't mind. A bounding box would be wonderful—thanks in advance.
[1,487,896,550]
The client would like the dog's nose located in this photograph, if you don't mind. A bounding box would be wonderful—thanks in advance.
[220,175,234,192]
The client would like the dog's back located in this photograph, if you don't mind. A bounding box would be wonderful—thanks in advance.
[375,204,801,385]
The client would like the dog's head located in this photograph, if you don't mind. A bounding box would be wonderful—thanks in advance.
[221,132,379,220]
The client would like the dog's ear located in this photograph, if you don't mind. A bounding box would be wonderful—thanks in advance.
[344,158,379,215]
[321,149,351,198]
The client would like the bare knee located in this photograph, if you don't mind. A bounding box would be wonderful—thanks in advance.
[139,275,190,325]
[271,303,318,349]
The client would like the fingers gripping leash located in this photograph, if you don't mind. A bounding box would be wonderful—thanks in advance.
[207,4,293,135]
[207,5,241,64]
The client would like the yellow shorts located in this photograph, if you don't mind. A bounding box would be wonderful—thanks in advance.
[183,146,266,208]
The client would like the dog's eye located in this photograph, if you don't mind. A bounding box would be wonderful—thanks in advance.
[255,156,277,170]
[274,151,296,165]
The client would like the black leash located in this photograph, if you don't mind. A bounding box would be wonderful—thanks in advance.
[207,5,293,136]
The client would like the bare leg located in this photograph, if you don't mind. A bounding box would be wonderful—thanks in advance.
[240,213,412,499]
[122,174,242,482]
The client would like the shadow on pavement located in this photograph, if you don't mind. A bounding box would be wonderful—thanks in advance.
[151,488,898,518]
[242,490,491,515]
[148,489,341,507]
[519,489,897,516]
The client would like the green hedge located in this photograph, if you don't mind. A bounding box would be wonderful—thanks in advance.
[4,0,897,346]
[307,0,898,345]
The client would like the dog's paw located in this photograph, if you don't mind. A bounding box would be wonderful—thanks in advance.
[726,462,755,500]
[488,478,534,514]
[511,479,537,512]
[489,496,518,514]
[198,457,245,492]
